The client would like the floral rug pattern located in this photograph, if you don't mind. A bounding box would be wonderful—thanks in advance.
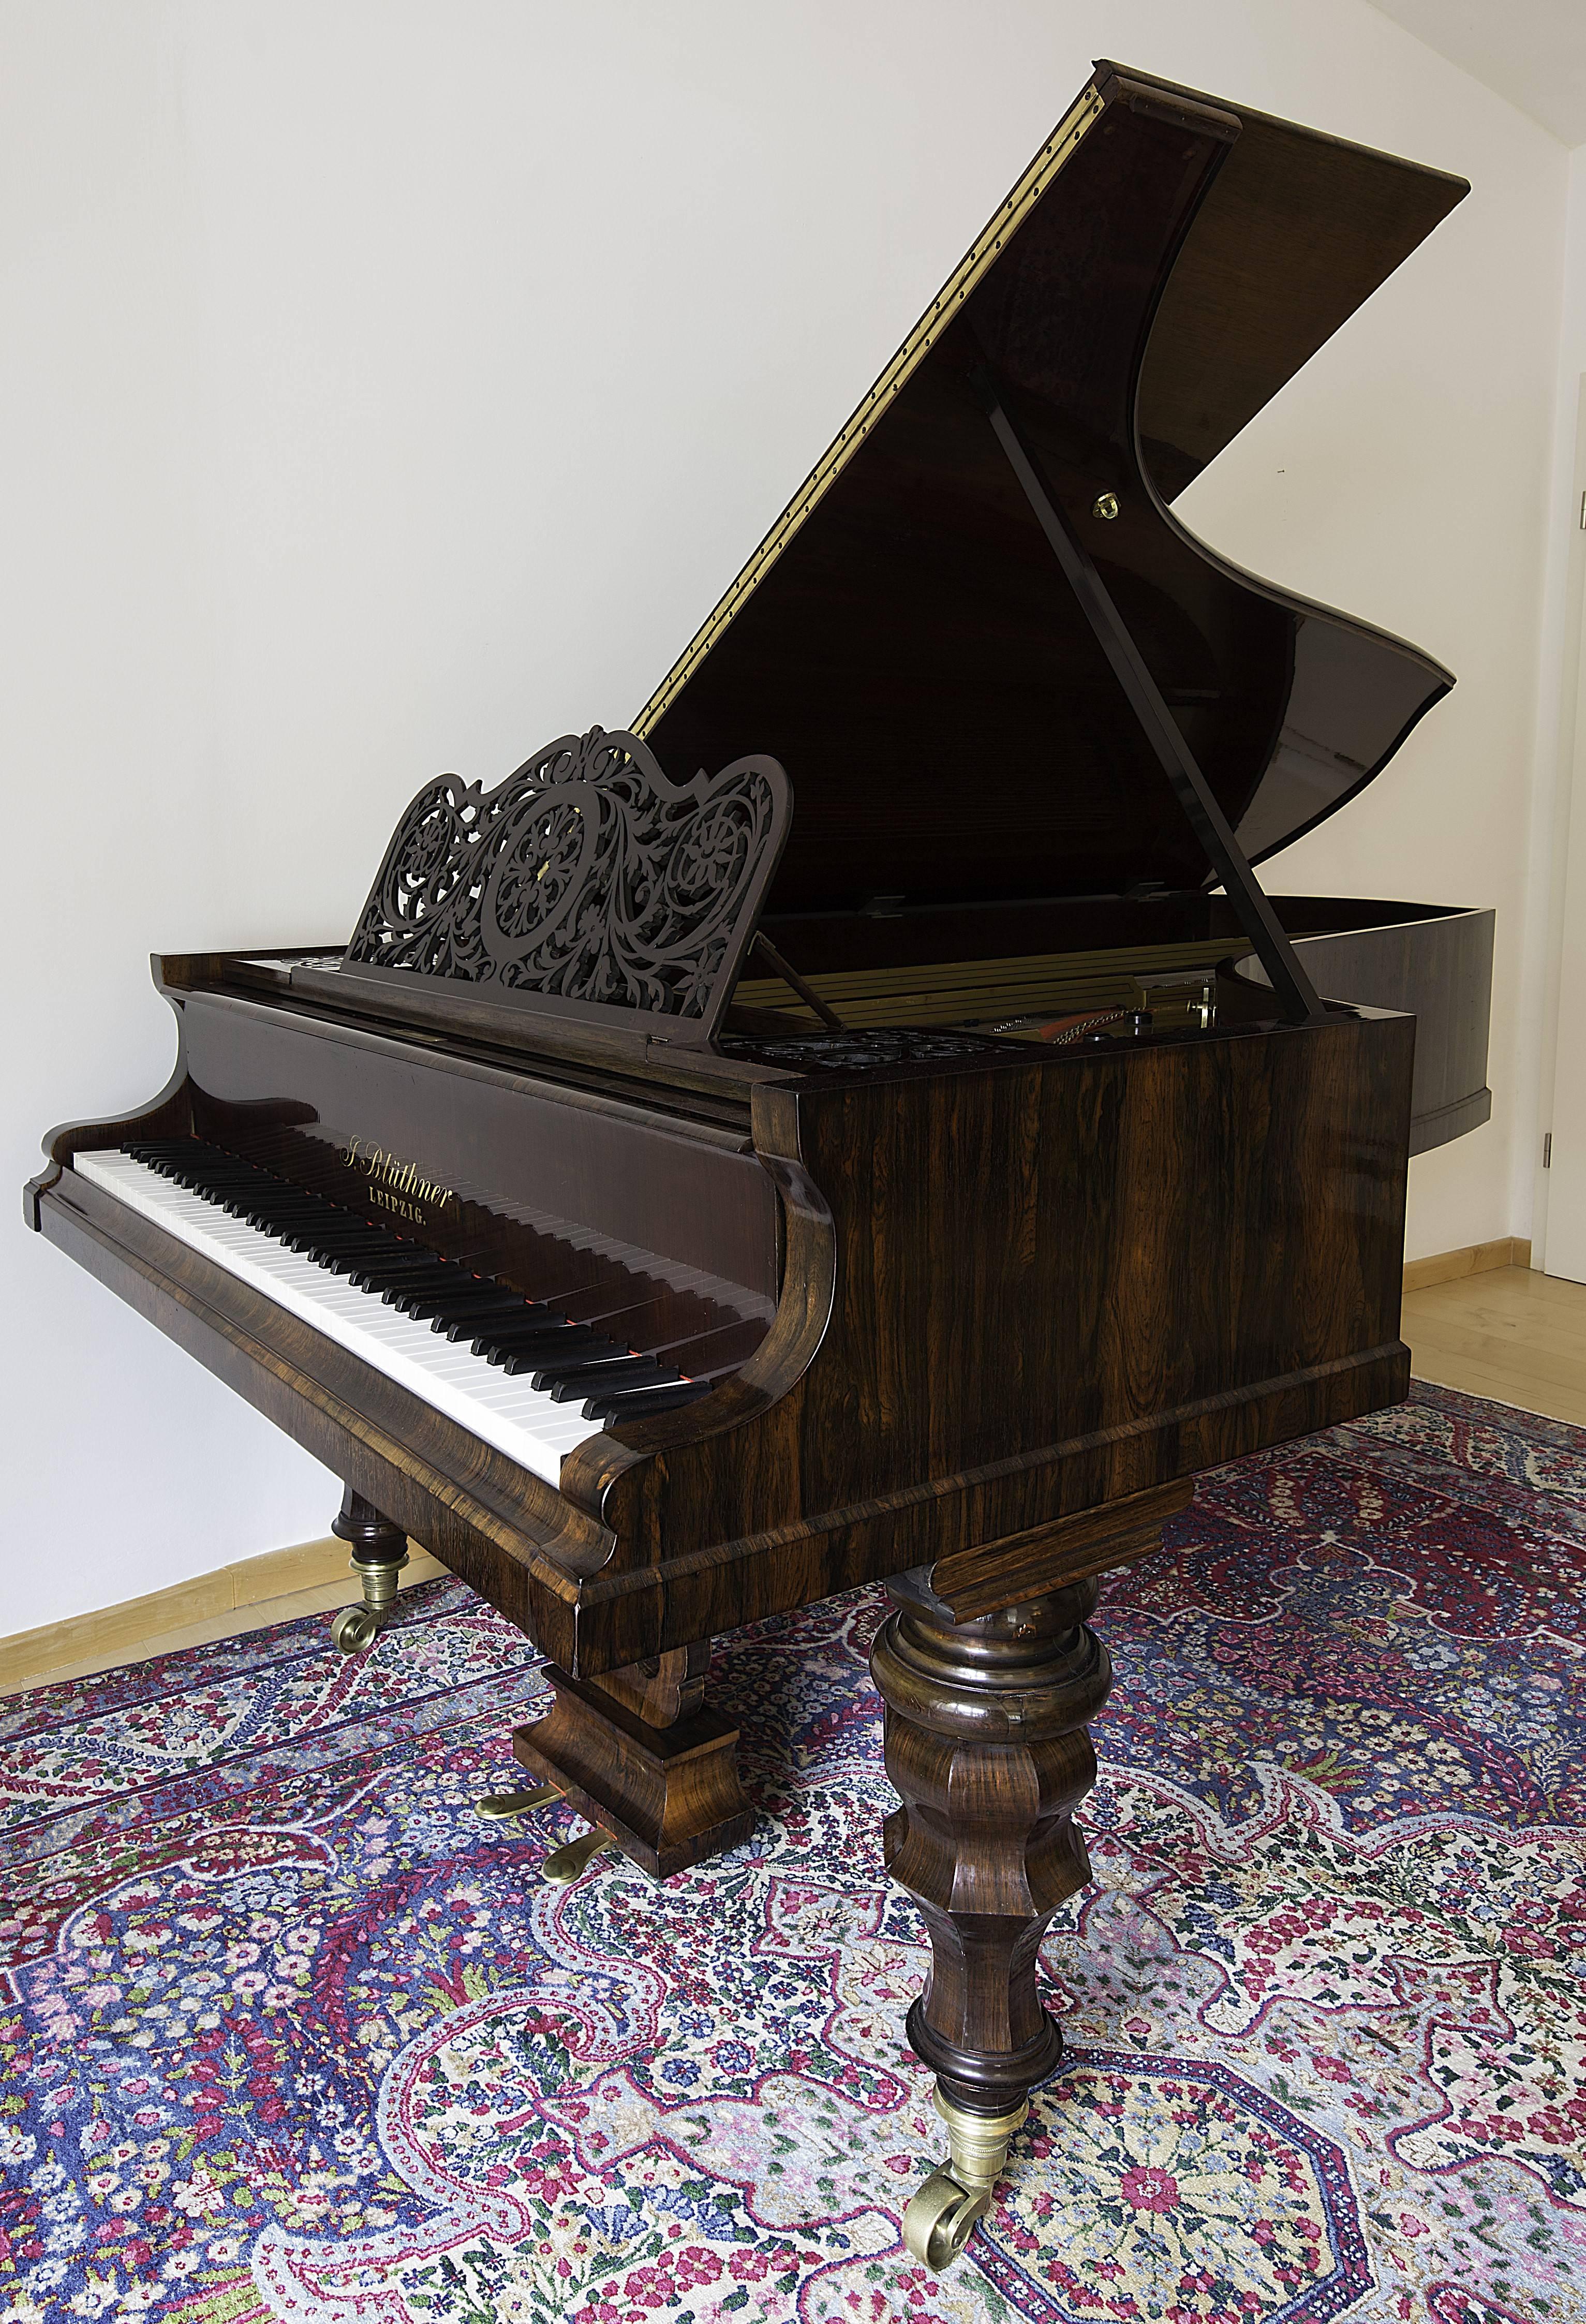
[2,1382,1584,2322]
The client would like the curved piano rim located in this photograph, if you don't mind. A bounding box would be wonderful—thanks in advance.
[1236,899,1493,1154]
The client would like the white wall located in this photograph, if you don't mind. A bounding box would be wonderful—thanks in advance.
[2,0,1572,1637]
[1176,94,1570,1263]
[1523,144,1586,1270]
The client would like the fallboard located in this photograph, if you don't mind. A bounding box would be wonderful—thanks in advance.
[170,991,780,1368]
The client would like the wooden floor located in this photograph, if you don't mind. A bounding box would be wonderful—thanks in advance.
[1,1546,447,1697]
[1401,1264,1586,1428]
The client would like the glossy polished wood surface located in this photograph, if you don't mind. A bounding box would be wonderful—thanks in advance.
[1241,904,1494,1154]
[872,1571,1116,2114]
[572,1009,1414,1666]
[24,58,1458,2222]
[32,995,1413,1680]
[512,1644,754,1879]
[1130,69,1468,498]
[175,988,780,1321]
[644,66,1464,915]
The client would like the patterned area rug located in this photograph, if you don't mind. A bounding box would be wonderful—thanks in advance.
[3,1381,1584,2323]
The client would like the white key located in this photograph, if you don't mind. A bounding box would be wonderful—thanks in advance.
[72,1149,605,1488]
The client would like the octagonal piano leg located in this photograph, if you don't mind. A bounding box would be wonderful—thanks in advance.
[870,1570,1113,2270]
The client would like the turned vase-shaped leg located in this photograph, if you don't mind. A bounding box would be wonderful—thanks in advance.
[328,1486,410,1653]
[870,1572,1111,2269]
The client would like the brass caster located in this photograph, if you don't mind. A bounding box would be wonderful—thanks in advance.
[542,1827,615,1884]
[331,1605,380,1654]
[935,2090,1028,2197]
[900,2090,1028,2267]
[477,1784,564,1821]
[902,2169,985,2270]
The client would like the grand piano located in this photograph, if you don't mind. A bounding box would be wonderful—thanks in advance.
[28,63,1488,2270]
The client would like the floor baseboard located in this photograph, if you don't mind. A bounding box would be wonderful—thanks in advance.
[0,1534,446,1697]
[1403,1237,1531,1296]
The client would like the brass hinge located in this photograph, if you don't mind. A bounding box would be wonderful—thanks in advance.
[1544,1131,1553,1168]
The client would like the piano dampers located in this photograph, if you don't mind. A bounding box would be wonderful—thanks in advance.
[342,726,792,1048]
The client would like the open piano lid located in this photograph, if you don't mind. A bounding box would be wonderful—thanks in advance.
[332,61,1468,1057]
[636,61,1468,914]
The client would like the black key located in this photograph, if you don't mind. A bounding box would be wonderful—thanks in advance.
[494,1330,621,1375]
[391,1291,474,1323]
[380,1266,467,1305]
[212,1172,297,1189]
[359,1247,447,1268]
[244,1208,330,1237]
[428,1292,539,1333]
[384,1275,479,1315]
[483,1327,613,1368]
[345,1258,450,1292]
[388,1284,501,1322]
[290,1230,394,1257]
[248,1202,326,1232]
[541,1356,680,1402]
[469,1318,598,1357]
[330,1243,413,1271]
[441,1299,558,1340]
[583,1380,713,1424]
[384,1284,471,1315]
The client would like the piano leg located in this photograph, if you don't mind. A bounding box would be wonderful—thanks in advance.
[510,1642,757,1879]
[327,1486,410,1653]
[871,1571,1112,2269]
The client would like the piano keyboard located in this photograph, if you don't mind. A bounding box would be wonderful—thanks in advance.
[72,1141,713,1488]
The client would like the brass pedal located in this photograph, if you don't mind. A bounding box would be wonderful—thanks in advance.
[542,1827,615,1883]
[477,1784,564,1820]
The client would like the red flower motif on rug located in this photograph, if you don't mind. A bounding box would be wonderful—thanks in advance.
[1118,2165,1178,2212]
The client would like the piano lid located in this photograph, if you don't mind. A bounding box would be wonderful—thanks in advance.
[635,63,1468,916]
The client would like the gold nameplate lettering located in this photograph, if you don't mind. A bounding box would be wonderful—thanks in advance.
[344,1138,457,1223]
